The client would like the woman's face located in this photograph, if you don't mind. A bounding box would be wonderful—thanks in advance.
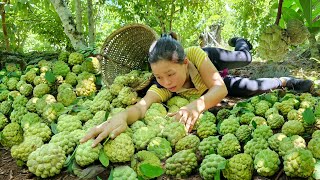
[150,59,188,92]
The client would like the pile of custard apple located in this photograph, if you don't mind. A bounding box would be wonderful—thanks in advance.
[0,51,320,180]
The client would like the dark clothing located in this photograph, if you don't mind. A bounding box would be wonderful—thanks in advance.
[202,39,282,97]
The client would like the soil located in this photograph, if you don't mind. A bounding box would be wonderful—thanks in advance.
[0,48,319,180]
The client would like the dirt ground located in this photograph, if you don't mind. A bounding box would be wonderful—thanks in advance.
[0,48,319,180]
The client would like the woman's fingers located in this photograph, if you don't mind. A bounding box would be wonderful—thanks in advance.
[167,112,177,117]
[92,130,109,147]
[80,126,100,144]
[110,124,127,139]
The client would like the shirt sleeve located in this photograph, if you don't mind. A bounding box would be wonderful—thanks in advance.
[148,84,172,102]
[185,46,208,70]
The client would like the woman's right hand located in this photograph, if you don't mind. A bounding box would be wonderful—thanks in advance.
[80,113,128,147]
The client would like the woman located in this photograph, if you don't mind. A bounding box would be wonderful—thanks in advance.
[81,33,313,147]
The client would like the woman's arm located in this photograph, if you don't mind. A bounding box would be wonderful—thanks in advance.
[170,56,228,131]
[80,91,162,147]
[197,56,228,111]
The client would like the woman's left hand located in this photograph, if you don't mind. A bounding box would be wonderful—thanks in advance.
[167,104,201,132]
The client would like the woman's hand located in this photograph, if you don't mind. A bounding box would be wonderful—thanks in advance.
[80,114,128,147]
[167,103,202,132]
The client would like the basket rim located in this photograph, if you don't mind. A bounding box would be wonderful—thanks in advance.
[100,23,159,55]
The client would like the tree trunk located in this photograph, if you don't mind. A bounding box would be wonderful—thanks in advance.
[50,0,86,51]
[1,0,10,51]
[75,0,82,35]
[87,0,95,48]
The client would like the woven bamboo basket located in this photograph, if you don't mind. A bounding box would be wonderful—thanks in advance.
[99,23,158,88]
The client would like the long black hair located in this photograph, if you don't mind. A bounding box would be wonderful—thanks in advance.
[148,32,185,64]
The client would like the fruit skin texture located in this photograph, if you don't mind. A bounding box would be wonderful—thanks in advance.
[217,133,241,157]
[175,134,200,152]
[223,153,254,180]
[104,133,135,163]
[235,125,252,142]
[165,149,198,178]
[254,149,280,176]
[162,122,186,146]
[257,24,290,61]
[0,122,23,148]
[75,139,102,167]
[132,126,157,150]
[199,154,226,180]
[286,19,310,45]
[267,114,285,129]
[11,136,44,162]
[268,133,287,152]
[219,118,240,135]
[278,135,306,157]
[198,136,220,157]
[197,120,217,139]
[307,138,320,159]
[281,120,305,136]
[52,61,70,77]
[33,83,50,98]
[147,137,172,160]
[252,125,273,140]
[27,143,66,178]
[283,148,316,178]
[68,52,84,65]
[112,166,138,180]
[244,138,269,158]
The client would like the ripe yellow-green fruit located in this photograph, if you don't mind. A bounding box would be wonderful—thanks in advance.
[11,136,43,162]
[217,133,241,157]
[198,136,220,157]
[254,149,280,176]
[147,137,172,160]
[75,139,102,167]
[268,133,287,152]
[223,153,254,180]
[104,133,135,163]
[27,143,66,178]
[244,138,269,158]
[200,154,226,180]
[283,148,315,178]
[112,166,138,180]
[257,24,290,61]
[175,134,200,152]
[165,149,198,178]
[286,19,310,46]
[0,122,23,148]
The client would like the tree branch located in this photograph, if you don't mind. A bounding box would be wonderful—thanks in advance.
[275,0,283,25]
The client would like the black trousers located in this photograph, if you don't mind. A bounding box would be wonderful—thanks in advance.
[202,39,281,97]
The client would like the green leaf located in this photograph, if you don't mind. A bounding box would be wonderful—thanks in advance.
[313,160,320,179]
[99,149,109,167]
[96,75,102,86]
[105,111,110,120]
[44,71,56,84]
[50,122,58,134]
[97,176,102,180]
[64,146,77,168]
[139,163,164,178]
[303,108,316,125]
[73,164,105,179]
[251,120,257,129]
[299,0,312,26]
[0,132,3,141]
[108,168,114,180]
[8,95,14,101]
